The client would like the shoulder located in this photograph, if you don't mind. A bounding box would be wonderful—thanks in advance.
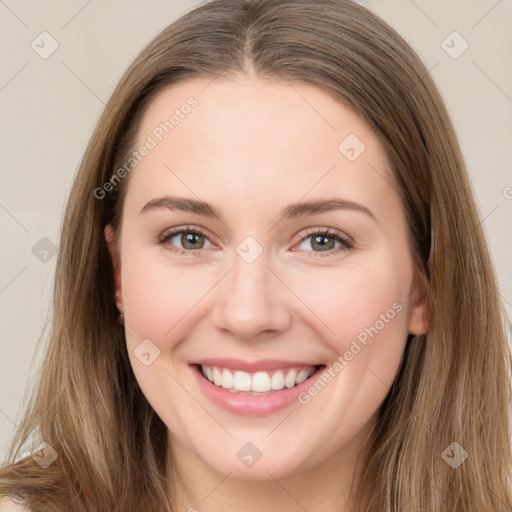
[0,496,31,512]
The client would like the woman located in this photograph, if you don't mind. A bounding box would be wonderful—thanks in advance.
[1,0,511,510]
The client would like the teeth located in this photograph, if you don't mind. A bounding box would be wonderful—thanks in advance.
[284,369,297,388]
[296,368,311,384]
[271,370,285,390]
[252,372,271,392]
[233,371,252,391]
[222,368,233,389]
[212,367,222,386]
[200,365,317,393]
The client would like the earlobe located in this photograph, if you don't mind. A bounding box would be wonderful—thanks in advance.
[104,224,123,310]
[408,268,429,336]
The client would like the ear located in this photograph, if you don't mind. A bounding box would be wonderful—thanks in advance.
[104,223,123,313]
[407,263,429,336]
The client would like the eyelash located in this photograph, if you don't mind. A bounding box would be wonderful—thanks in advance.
[157,224,354,258]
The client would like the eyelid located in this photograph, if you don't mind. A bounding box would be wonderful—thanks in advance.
[157,224,218,248]
[295,226,354,247]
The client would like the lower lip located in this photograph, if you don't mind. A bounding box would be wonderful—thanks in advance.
[190,364,325,416]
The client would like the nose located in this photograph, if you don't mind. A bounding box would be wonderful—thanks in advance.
[211,247,293,342]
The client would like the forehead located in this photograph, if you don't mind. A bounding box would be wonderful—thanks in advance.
[138,75,379,156]
[124,75,397,220]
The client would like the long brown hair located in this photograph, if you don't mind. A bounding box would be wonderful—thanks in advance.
[1,1,511,510]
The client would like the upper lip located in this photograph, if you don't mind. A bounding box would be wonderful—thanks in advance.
[190,358,323,372]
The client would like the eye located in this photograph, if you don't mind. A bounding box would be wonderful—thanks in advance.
[293,227,353,258]
[157,225,354,257]
[158,225,214,256]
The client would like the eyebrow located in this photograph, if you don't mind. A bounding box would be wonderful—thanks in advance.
[139,195,377,223]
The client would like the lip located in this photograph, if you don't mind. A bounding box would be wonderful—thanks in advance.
[189,358,321,372]
[190,363,326,416]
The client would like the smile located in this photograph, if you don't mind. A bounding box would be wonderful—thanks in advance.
[189,361,326,416]
[200,364,319,394]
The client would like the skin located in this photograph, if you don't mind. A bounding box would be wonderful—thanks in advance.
[105,74,428,512]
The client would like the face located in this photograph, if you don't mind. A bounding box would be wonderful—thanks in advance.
[105,75,428,481]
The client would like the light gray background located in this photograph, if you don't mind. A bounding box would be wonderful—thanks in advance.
[1,0,511,462]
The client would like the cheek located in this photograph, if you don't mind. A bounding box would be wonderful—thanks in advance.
[291,262,410,438]
[121,248,218,350]
[288,254,412,406]
[288,258,410,345]
[119,251,210,430]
